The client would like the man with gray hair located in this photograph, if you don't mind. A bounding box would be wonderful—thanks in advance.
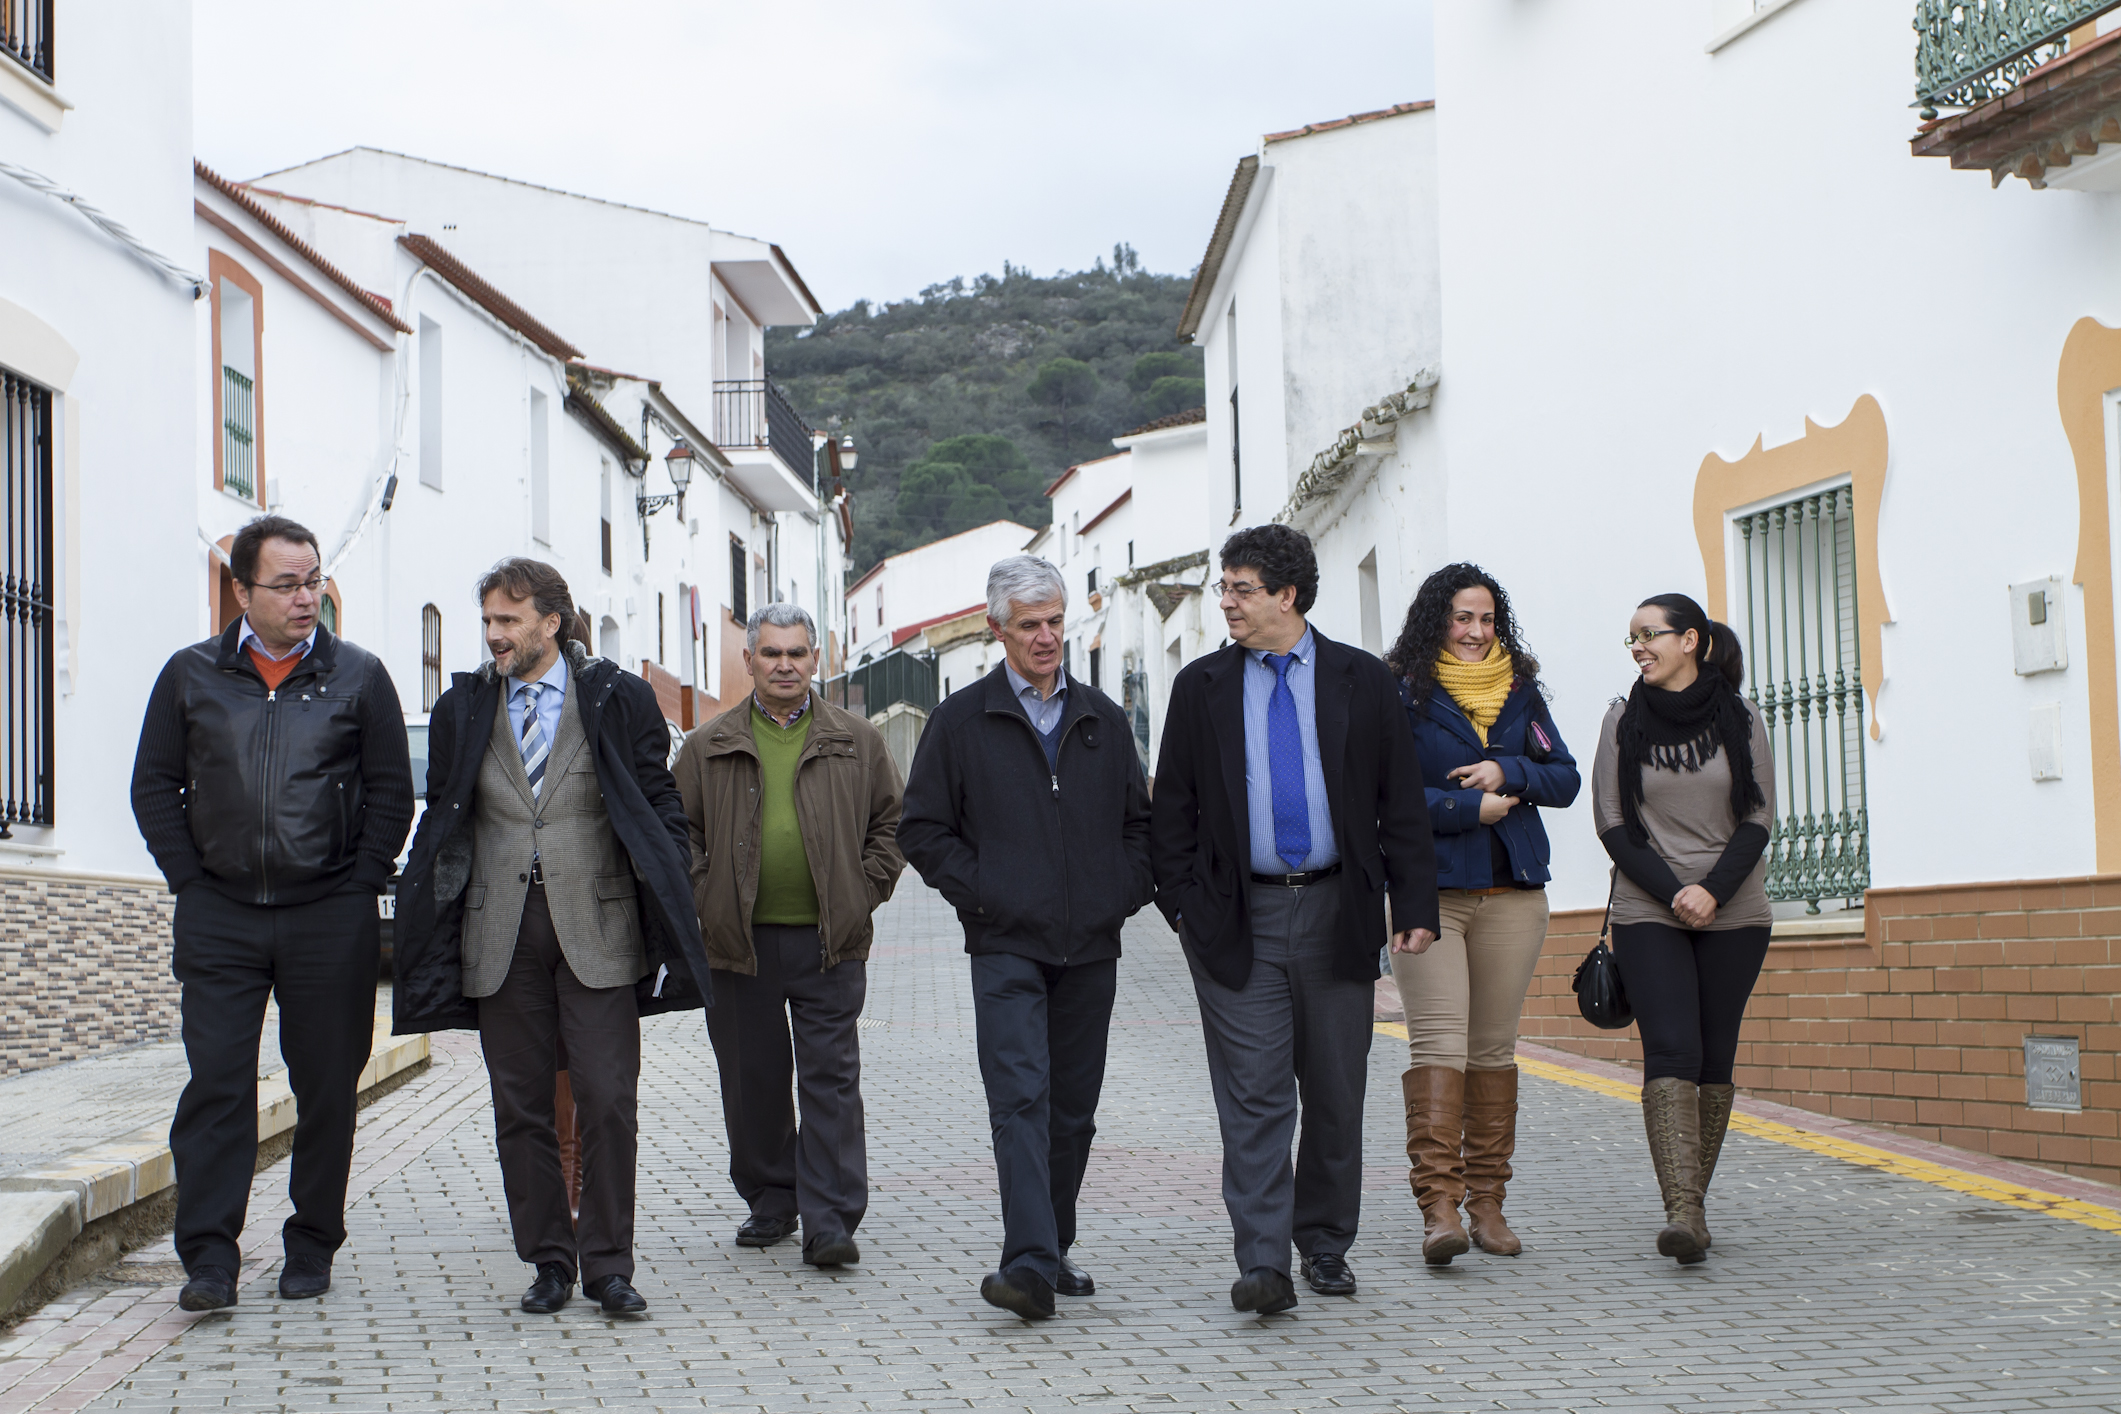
[676,601,905,1269]
[900,555,1155,1320]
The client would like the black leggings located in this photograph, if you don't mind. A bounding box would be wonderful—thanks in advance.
[1611,922,1772,1084]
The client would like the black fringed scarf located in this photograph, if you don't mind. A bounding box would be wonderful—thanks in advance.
[1615,672,1763,845]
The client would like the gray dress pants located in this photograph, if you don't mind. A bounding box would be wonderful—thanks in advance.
[705,924,869,1240]
[1187,880,1372,1278]
[477,882,641,1286]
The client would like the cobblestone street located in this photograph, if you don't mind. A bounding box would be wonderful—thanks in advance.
[3,881,2119,1412]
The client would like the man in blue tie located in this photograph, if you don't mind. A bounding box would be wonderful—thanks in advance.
[1150,525,1439,1314]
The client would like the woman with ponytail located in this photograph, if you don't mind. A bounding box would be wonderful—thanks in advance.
[1384,565,1579,1265]
[1592,592,1776,1265]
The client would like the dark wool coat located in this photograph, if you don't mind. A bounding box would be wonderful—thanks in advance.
[898,665,1155,967]
[389,641,710,1033]
[1150,628,1440,990]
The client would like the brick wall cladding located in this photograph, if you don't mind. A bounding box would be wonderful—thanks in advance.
[1518,875,2121,1190]
[0,872,178,1078]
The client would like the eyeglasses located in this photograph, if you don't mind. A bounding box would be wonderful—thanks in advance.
[1623,627,1680,650]
[248,574,327,598]
[1212,580,1268,600]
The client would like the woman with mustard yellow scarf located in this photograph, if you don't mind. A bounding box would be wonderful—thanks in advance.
[1383,564,1579,1265]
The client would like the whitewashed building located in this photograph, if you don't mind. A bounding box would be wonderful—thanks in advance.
[843,519,1033,669]
[0,0,205,1071]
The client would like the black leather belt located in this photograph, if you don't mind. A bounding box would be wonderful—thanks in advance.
[1250,863,1342,887]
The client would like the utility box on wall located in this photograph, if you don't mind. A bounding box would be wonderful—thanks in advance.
[2023,1035,2082,1112]
[2010,577,2068,675]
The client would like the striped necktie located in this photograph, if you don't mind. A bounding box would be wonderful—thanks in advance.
[517,682,549,800]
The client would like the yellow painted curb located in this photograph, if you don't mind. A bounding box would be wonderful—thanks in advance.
[1374,1022,2121,1237]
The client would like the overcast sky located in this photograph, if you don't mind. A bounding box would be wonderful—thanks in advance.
[194,0,1434,313]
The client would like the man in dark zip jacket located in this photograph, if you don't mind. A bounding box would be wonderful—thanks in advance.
[899,554,1155,1322]
[130,516,414,1313]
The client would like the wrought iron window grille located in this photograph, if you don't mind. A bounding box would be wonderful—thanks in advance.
[3,367,55,834]
[222,365,256,501]
[1737,486,1870,913]
[0,0,53,84]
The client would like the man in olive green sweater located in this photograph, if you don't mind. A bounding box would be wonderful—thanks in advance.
[675,603,905,1267]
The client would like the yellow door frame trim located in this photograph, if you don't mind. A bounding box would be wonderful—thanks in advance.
[2057,317,2121,874]
[1691,394,1892,740]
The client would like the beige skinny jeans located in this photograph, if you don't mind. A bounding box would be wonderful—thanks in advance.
[1390,887,1550,1070]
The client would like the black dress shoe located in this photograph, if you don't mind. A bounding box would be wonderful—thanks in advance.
[803,1232,860,1267]
[520,1262,573,1314]
[735,1213,800,1247]
[1230,1268,1299,1315]
[583,1274,648,1314]
[979,1265,1055,1320]
[1055,1255,1094,1297]
[178,1266,237,1312]
[278,1255,331,1300]
[1299,1251,1356,1296]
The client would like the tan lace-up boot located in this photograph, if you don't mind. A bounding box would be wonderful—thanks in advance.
[1695,1082,1736,1251]
[1640,1076,1706,1264]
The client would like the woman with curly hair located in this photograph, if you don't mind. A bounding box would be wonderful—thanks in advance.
[1384,564,1579,1264]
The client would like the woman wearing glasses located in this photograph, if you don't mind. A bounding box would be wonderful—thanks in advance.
[1384,565,1578,1265]
[1592,592,1775,1265]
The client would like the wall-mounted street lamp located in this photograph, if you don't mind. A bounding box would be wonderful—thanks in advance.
[638,438,696,555]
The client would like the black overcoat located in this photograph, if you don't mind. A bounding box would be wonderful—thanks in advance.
[1149,628,1440,990]
[390,642,710,1033]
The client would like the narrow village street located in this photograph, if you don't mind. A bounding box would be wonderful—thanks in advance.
[0,882,2113,1413]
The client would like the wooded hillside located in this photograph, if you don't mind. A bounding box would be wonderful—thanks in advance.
[765,245,1203,574]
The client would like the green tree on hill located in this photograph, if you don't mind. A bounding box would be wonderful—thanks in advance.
[1027,357,1099,461]
[764,256,1200,571]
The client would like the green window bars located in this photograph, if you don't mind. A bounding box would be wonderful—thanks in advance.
[221,365,256,502]
[1737,487,1870,914]
[1913,0,2121,119]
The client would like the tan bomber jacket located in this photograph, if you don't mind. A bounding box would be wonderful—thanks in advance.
[674,693,906,974]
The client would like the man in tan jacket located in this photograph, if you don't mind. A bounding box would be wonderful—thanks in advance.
[676,602,904,1267]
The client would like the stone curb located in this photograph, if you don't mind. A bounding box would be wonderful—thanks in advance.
[0,1025,428,1312]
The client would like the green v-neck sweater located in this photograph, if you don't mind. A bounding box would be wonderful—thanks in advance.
[750,705,819,925]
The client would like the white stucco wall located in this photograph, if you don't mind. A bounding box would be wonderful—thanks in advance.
[0,3,197,878]
[1432,1,2121,904]
[844,520,1033,666]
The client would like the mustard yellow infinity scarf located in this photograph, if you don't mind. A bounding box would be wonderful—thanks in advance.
[1432,642,1514,745]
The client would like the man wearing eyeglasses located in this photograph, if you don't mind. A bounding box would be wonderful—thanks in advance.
[1150,524,1438,1315]
[131,515,414,1313]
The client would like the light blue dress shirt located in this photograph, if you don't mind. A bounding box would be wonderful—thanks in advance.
[506,650,568,748]
[236,616,316,663]
[1242,626,1338,873]
[1004,661,1068,735]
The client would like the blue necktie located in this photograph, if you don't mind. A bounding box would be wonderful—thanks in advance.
[1264,652,1310,872]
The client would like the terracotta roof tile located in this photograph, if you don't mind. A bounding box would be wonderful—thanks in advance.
[1119,406,1207,437]
[1263,100,1433,144]
[194,161,411,334]
[398,233,583,360]
[1177,156,1259,343]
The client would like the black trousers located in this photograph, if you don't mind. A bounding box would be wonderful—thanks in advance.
[706,925,868,1240]
[477,882,641,1285]
[1612,921,1773,1084]
[968,951,1117,1284]
[169,885,379,1276]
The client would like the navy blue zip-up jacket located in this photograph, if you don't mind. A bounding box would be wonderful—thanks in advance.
[1407,678,1580,889]
[899,664,1155,967]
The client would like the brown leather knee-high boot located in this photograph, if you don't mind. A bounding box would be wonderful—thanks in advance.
[1641,1076,1705,1264]
[555,1069,581,1226]
[1462,1066,1522,1256]
[1403,1067,1470,1265]
[1696,1083,1736,1251]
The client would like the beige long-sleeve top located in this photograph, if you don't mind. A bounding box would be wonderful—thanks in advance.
[1591,696,1777,931]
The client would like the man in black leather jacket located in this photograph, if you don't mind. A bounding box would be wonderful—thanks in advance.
[130,515,413,1312]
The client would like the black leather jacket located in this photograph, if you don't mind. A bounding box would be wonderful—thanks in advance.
[130,621,415,906]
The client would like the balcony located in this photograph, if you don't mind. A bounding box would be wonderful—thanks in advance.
[1911,1,2121,188]
[1,0,52,83]
[710,378,818,512]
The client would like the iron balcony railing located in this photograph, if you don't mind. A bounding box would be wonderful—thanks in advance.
[3,368,55,833]
[1,0,52,84]
[222,365,256,501]
[1914,0,2121,117]
[712,378,813,481]
[1738,487,1869,913]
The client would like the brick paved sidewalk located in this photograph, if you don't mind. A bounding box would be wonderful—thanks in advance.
[4,881,2118,1411]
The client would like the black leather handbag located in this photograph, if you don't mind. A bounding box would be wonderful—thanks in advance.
[1573,874,1632,1030]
